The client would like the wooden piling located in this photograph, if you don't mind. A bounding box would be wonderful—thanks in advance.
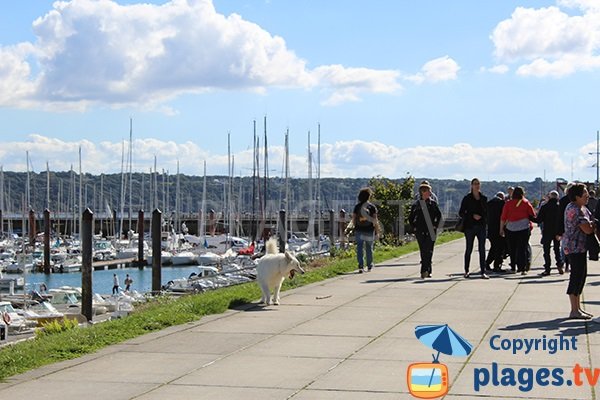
[43,209,51,274]
[81,208,93,322]
[278,209,286,253]
[152,209,162,294]
[329,209,335,252]
[137,209,144,268]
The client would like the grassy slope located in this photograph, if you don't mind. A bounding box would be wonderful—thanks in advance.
[0,232,462,381]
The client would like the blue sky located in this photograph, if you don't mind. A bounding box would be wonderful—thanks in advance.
[0,0,599,183]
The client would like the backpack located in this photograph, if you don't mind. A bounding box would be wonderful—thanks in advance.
[355,202,376,230]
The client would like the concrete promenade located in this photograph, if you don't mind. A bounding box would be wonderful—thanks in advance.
[1,230,599,399]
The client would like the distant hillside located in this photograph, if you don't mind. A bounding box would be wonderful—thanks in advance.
[0,171,560,217]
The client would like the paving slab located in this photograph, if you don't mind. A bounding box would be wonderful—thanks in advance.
[1,230,600,400]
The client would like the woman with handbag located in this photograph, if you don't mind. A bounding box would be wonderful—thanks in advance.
[562,183,594,319]
[459,178,489,279]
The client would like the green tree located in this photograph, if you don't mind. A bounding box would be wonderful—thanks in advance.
[368,175,415,244]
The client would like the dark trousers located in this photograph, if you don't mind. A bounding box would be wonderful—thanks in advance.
[464,224,486,274]
[542,237,562,271]
[486,236,505,269]
[416,232,435,274]
[506,229,530,272]
[566,252,587,296]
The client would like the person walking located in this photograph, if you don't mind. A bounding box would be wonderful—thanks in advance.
[536,190,564,275]
[352,187,379,273]
[112,273,120,295]
[459,178,489,279]
[556,183,573,272]
[562,183,594,319]
[486,192,505,272]
[500,186,536,275]
[124,274,133,291]
[409,183,442,279]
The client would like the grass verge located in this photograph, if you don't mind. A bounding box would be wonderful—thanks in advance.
[0,232,462,381]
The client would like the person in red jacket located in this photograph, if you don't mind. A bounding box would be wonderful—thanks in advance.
[500,186,536,275]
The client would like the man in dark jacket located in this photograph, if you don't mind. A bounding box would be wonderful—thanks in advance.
[537,190,563,275]
[409,184,442,279]
[486,192,505,272]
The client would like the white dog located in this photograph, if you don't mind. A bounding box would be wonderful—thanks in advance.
[256,238,305,305]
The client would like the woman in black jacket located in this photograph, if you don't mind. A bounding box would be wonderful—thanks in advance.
[409,183,442,279]
[459,178,489,279]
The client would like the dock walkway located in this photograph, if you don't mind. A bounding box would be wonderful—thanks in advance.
[1,230,599,399]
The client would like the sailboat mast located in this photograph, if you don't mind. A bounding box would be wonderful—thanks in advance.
[119,140,126,239]
[26,151,30,211]
[263,115,268,233]
[317,123,321,244]
[128,117,133,232]
[231,154,235,237]
[78,146,82,237]
[200,160,207,239]
[307,131,314,247]
[71,164,75,237]
[100,173,104,235]
[252,120,257,241]
[176,160,180,231]
[284,128,290,234]
[227,132,231,238]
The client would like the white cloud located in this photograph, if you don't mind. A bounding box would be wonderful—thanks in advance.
[405,56,460,84]
[0,0,414,109]
[0,135,576,182]
[491,2,600,77]
[480,64,509,74]
[313,65,401,106]
[0,0,463,110]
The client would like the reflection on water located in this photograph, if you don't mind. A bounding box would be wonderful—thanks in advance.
[21,266,203,294]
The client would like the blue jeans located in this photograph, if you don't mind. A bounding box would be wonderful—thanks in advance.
[464,224,486,273]
[356,231,374,269]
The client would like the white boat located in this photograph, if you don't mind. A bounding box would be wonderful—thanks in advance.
[146,251,174,266]
[53,256,82,273]
[196,252,222,265]
[4,261,33,274]
[48,289,108,315]
[0,271,25,291]
[115,239,148,260]
[0,301,37,333]
[185,234,249,253]
[171,251,197,266]
[21,301,65,326]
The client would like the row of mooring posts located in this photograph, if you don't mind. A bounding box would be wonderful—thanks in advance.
[28,207,348,321]
[79,208,163,321]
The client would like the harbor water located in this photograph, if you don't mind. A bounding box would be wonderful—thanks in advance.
[17,266,205,295]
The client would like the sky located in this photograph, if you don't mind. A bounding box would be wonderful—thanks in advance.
[0,0,599,183]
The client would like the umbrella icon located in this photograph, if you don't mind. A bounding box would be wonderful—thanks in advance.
[414,324,473,388]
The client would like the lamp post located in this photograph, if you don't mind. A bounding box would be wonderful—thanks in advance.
[588,130,599,189]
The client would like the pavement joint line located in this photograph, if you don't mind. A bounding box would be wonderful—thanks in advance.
[450,245,595,400]
[449,269,536,395]
[286,263,465,398]
[130,248,438,398]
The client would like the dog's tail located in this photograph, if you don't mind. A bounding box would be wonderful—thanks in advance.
[265,237,279,255]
